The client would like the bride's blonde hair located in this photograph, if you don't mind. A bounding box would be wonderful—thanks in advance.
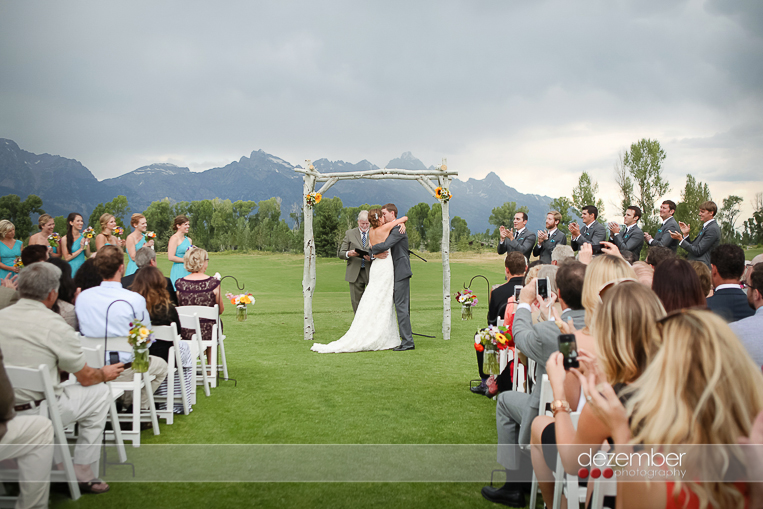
[368,208,383,228]
[624,309,763,508]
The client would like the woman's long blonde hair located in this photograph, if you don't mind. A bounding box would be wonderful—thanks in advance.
[593,281,664,385]
[581,254,636,329]
[625,310,763,508]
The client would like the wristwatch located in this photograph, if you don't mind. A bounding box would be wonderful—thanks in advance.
[551,399,571,416]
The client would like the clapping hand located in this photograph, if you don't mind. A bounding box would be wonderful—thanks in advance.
[499,225,508,241]
[608,222,621,234]
[679,221,691,236]
[537,230,548,243]
[569,222,580,237]
[1,273,18,290]
[644,232,653,243]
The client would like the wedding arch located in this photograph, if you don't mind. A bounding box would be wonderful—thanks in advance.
[294,160,459,341]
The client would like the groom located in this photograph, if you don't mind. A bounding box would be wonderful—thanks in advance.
[371,203,414,351]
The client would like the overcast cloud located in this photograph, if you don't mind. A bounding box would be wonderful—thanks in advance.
[1,0,761,221]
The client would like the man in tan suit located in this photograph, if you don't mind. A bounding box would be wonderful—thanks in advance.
[338,210,372,313]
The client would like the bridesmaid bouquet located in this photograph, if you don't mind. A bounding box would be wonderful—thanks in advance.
[83,227,95,239]
[145,231,156,240]
[13,257,23,269]
[113,226,124,237]
[48,232,61,248]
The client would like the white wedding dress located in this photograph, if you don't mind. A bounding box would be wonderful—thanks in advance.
[311,253,401,353]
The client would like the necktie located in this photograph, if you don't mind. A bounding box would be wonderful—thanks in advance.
[361,231,367,268]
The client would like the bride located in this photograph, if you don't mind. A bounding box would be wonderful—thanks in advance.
[311,208,408,353]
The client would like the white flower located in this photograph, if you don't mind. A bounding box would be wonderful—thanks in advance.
[214,272,222,280]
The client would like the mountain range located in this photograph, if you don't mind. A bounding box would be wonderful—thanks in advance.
[0,139,554,234]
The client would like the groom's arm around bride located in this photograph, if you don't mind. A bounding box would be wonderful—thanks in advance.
[339,210,372,314]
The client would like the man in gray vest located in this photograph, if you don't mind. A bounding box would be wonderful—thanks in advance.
[338,210,372,313]
[497,212,536,261]
[569,205,606,251]
[644,200,680,252]
[670,200,721,268]
[609,205,645,260]
[533,211,567,264]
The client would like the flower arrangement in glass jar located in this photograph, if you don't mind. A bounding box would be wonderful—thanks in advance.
[128,320,155,373]
[454,288,478,320]
[474,325,512,375]
[226,292,255,321]
[48,232,61,248]
[305,192,322,207]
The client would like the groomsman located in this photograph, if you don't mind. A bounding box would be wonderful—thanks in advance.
[569,205,606,251]
[670,200,721,268]
[497,212,536,260]
[532,211,567,264]
[338,210,371,313]
[609,206,645,260]
[644,200,680,252]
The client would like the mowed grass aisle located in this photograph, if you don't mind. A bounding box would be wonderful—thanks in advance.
[53,251,527,509]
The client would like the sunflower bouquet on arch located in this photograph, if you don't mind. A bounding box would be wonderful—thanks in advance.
[435,187,452,202]
[305,192,322,207]
[474,325,512,375]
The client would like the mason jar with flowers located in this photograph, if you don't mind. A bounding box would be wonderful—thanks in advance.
[227,292,255,321]
[128,320,155,373]
[475,325,512,375]
[454,288,478,320]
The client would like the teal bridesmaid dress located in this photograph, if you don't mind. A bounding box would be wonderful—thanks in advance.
[170,237,192,289]
[68,236,87,277]
[0,240,22,280]
[124,235,146,276]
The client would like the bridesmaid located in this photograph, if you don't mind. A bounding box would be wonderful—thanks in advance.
[60,213,91,277]
[0,220,23,280]
[125,213,155,276]
[95,213,125,252]
[28,214,61,258]
[168,215,192,290]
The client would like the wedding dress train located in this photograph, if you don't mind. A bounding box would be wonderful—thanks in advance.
[311,253,401,353]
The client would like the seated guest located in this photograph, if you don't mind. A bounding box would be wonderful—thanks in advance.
[0,262,124,494]
[707,244,755,322]
[0,347,55,508]
[652,258,707,313]
[131,266,193,413]
[645,245,675,269]
[529,281,665,508]
[73,257,102,292]
[691,260,713,297]
[20,244,48,267]
[46,257,79,330]
[524,262,542,286]
[488,252,527,326]
[28,213,61,258]
[533,264,561,322]
[582,310,763,509]
[632,261,654,286]
[122,246,177,304]
[0,274,19,310]
[619,250,635,264]
[75,245,167,411]
[480,260,587,506]
[730,264,763,368]
[175,248,224,360]
[550,244,574,266]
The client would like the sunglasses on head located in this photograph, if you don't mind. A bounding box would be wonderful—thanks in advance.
[597,278,637,301]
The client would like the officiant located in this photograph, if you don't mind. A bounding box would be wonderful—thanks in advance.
[339,210,372,313]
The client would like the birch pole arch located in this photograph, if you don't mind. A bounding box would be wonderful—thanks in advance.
[295,159,458,341]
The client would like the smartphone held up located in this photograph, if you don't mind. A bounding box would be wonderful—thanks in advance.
[558,334,579,370]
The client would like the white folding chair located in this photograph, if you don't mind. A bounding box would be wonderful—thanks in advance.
[512,348,527,393]
[78,336,160,446]
[2,364,81,501]
[80,345,128,464]
[529,375,554,509]
[152,323,191,418]
[176,304,229,387]
[590,475,617,509]
[175,310,211,398]
[552,412,586,509]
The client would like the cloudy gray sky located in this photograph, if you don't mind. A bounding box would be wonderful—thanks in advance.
[1,0,762,221]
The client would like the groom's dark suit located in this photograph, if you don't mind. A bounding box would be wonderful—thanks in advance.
[371,225,414,349]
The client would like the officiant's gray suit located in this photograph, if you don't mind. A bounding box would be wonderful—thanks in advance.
[338,227,370,313]
[370,226,414,349]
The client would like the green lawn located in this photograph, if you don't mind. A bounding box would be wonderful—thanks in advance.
[745,246,763,261]
[51,252,539,508]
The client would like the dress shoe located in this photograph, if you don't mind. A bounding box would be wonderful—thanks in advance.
[480,485,526,507]
[393,344,414,351]
[470,383,488,395]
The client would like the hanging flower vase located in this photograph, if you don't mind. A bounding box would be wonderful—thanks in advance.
[461,305,473,321]
[236,305,247,322]
[132,347,150,373]
[484,344,500,375]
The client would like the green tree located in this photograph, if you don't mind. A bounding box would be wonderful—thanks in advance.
[743,210,763,246]
[187,199,215,249]
[675,174,712,238]
[718,195,744,245]
[622,139,669,233]
[613,151,634,217]
[571,172,605,223]
[89,195,131,231]
[451,216,470,244]
[53,216,68,238]
[423,202,443,252]
[548,197,576,235]
[0,194,45,240]
[488,202,529,238]
[405,202,431,248]
[143,199,175,251]
[314,196,344,257]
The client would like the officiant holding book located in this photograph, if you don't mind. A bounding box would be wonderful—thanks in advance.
[339,210,372,313]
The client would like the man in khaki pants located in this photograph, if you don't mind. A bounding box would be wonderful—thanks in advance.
[338,211,372,313]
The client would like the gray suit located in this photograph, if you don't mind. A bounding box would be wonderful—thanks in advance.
[611,224,644,260]
[496,306,586,469]
[0,287,19,311]
[532,229,567,264]
[680,219,721,268]
[497,228,537,260]
[338,227,370,313]
[730,307,763,368]
[370,226,413,348]
[649,216,680,252]
[571,221,606,251]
